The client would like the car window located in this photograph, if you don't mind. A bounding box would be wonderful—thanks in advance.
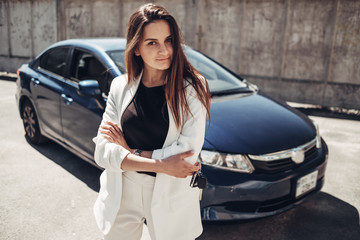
[39,47,69,77]
[70,49,112,95]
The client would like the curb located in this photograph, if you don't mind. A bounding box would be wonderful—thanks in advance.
[0,72,17,81]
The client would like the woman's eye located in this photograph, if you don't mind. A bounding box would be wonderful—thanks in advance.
[148,41,156,46]
[166,38,172,43]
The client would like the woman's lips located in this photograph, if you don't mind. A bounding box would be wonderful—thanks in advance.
[157,57,170,61]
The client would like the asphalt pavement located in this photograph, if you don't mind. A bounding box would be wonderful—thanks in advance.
[0,77,359,240]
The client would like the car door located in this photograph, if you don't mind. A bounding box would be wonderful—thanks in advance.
[60,49,111,161]
[32,47,70,142]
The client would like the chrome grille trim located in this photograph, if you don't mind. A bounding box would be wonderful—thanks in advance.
[248,138,317,162]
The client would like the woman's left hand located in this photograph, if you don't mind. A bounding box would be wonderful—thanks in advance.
[100,121,131,151]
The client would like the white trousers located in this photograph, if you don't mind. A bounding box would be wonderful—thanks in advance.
[104,171,156,240]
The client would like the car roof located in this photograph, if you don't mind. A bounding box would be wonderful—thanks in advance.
[51,38,127,52]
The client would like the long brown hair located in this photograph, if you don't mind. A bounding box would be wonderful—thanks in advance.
[125,3,210,129]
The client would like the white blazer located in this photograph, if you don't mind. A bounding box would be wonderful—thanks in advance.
[92,72,207,240]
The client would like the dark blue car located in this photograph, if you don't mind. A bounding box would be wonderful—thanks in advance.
[15,38,328,221]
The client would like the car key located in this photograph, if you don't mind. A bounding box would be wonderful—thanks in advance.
[196,170,207,189]
[197,170,207,200]
[190,171,197,188]
[190,170,207,188]
[190,170,207,200]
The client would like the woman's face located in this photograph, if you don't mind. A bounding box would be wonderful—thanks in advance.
[136,20,173,73]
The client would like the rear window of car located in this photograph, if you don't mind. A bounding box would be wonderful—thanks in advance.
[39,47,69,77]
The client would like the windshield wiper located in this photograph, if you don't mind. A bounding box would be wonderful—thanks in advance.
[210,87,253,97]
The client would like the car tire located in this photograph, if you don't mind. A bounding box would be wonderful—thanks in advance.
[21,99,47,144]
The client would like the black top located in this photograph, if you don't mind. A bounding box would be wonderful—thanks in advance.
[121,81,169,176]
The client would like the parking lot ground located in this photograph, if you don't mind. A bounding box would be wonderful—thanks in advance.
[1,78,359,240]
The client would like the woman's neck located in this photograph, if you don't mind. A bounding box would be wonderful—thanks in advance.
[142,68,167,87]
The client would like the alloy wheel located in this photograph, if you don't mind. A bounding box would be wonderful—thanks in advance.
[21,100,46,144]
[23,104,36,138]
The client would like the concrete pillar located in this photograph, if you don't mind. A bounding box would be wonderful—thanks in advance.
[119,0,147,37]
[9,0,32,57]
[183,0,199,47]
[0,1,10,56]
[197,0,243,72]
[282,0,335,82]
[239,0,286,78]
[328,0,360,85]
[324,0,360,109]
[92,0,122,37]
[64,0,92,39]
[32,0,57,55]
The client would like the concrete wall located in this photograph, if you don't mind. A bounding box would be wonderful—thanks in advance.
[0,0,359,109]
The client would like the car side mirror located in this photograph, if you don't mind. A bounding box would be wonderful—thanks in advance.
[78,80,105,110]
[78,80,102,97]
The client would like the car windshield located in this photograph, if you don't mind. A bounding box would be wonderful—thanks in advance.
[107,50,126,73]
[184,48,247,93]
[107,47,248,94]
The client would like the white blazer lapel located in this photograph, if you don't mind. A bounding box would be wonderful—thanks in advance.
[118,73,142,127]
[151,103,178,206]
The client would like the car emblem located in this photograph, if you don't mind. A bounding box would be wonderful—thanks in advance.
[291,149,305,164]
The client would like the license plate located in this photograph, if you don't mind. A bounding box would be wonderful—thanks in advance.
[296,170,318,198]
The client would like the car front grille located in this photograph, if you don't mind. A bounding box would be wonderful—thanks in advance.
[248,139,319,174]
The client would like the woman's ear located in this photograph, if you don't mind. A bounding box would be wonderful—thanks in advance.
[135,48,140,56]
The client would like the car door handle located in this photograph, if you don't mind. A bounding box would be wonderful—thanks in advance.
[31,77,40,86]
[61,94,73,105]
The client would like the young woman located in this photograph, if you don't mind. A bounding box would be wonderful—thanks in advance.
[92,3,210,240]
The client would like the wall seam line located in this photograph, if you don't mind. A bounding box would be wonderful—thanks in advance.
[6,0,11,57]
[322,0,340,106]
[278,0,291,100]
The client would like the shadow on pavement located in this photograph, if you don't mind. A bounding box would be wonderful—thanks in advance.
[198,192,360,240]
[26,136,102,192]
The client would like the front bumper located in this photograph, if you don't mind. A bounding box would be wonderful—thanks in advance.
[200,140,328,221]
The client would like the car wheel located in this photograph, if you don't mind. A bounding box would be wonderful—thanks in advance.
[21,99,47,144]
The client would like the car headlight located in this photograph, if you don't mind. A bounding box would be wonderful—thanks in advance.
[198,150,255,173]
[312,121,322,149]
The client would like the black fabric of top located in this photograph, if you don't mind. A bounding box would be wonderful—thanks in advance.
[121,81,169,177]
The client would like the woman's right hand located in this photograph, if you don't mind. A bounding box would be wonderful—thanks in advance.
[100,121,131,151]
[160,151,201,178]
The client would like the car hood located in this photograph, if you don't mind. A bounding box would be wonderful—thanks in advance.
[203,92,316,155]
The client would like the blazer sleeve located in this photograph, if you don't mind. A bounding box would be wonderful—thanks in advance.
[92,77,130,172]
[152,84,208,165]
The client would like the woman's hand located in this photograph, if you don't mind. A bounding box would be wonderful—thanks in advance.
[100,122,200,178]
[100,121,131,151]
[160,151,201,178]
